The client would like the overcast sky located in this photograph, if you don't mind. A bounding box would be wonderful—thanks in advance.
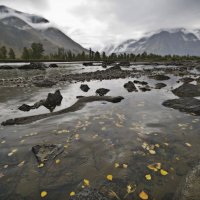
[1,0,200,50]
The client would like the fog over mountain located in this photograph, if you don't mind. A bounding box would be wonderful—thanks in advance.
[0,5,87,56]
[103,28,200,56]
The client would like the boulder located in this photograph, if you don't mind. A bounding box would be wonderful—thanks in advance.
[80,84,90,92]
[32,144,64,164]
[119,61,131,66]
[180,77,195,83]
[96,88,110,96]
[83,62,93,66]
[0,65,14,70]
[162,98,200,115]
[149,74,170,81]
[134,80,148,85]
[124,81,138,92]
[155,83,167,89]
[43,90,63,112]
[18,62,46,70]
[172,84,200,97]
[49,63,58,68]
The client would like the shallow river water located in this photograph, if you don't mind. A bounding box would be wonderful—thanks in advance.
[0,63,200,200]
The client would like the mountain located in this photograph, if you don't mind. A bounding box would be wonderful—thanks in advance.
[103,28,200,56]
[0,5,87,56]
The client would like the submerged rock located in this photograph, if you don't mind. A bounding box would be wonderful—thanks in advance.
[49,63,58,68]
[83,62,93,66]
[69,188,109,200]
[96,88,110,96]
[0,65,14,70]
[162,98,200,115]
[134,80,148,85]
[174,163,200,200]
[124,81,138,92]
[80,84,90,92]
[172,84,200,97]
[149,74,170,81]
[155,83,167,89]
[179,77,195,83]
[32,144,64,164]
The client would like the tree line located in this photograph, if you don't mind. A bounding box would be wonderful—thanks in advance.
[0,43,200,62]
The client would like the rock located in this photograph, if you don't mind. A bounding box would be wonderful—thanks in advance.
[18,62,46,70]
[124,81,138,92]
[134,80,148,85]
[139,86,151,92]
[18,90,63,112]
[102,63,107,68]
[172,84,200,97]
[69,188,109,200]
[162,98,200,115]
[18,104,32,112]
[119,61,130,66]
[0,65,14,70]
[180,77,194,83]
[108,65,122,71]
[32,144,64,164]
[43,90,63,112]
[83,62,93,66]
[76,96,84,99]
[49,63,58,68]
[149,74,170,81]
[155,83,167,89]
[173,163,200,200]
[33,79,57,88]
[96,88,110,96]
[80,84,90,92]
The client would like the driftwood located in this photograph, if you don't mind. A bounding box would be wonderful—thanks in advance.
[2,96,124,126]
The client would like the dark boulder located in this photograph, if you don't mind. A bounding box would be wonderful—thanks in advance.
[134,80,148,85]
[43,90,63,112]
[80,84,90,92]
[96,88,110,96]
[102,63,107,68]
[18,104,32,112]
[162,98,200,115]
[49,63,58,68]
[172,84,200,97]
[180,77,195,83]
[149,74,170,81]
[139,86,151,92]
[18,62,46,70]
[83,62,93,66]
[33,79,57,88]
[155,83,167,89]
[119,61,130,66]
[32,144,64,164]
[124,81,138,92]
[0,65,14,70]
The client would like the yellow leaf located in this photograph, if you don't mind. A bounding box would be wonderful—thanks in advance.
[127,184,136,194]
[41,191,47,198]
[123,164,128,168]
[160,169,168,176]
[38,163,44,168]
[114,163,120,168]
[155,144,160,148]
[107,175,113,181]
[83,179,90,186]
[70,191,75,196]
[145,174,151,181]
[147,163,161,171]
[149,150,156,155]
[139,191,148,200]
[18,161,25,167]
[55,159,61,164]
[185,143,192,147]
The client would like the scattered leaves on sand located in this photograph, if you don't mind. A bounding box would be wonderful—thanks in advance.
[123,164,128,169]
[107,175,113,181]
[41,191,47,198]
[38,163,44,168]
[127,184,136,194]
[147,163,161,172]
[139,191,149,200]
[114,163,120,168]
[8,149,18,157]
[55,159,61,164]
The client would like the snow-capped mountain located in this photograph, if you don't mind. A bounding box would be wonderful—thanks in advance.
[0,5,87,56]
[103,28,200,56]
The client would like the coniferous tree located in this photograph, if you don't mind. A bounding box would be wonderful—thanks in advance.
[21,47,30,60]
[8,48,15,59]
[30,43,44,59]
[0,46,7,59]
